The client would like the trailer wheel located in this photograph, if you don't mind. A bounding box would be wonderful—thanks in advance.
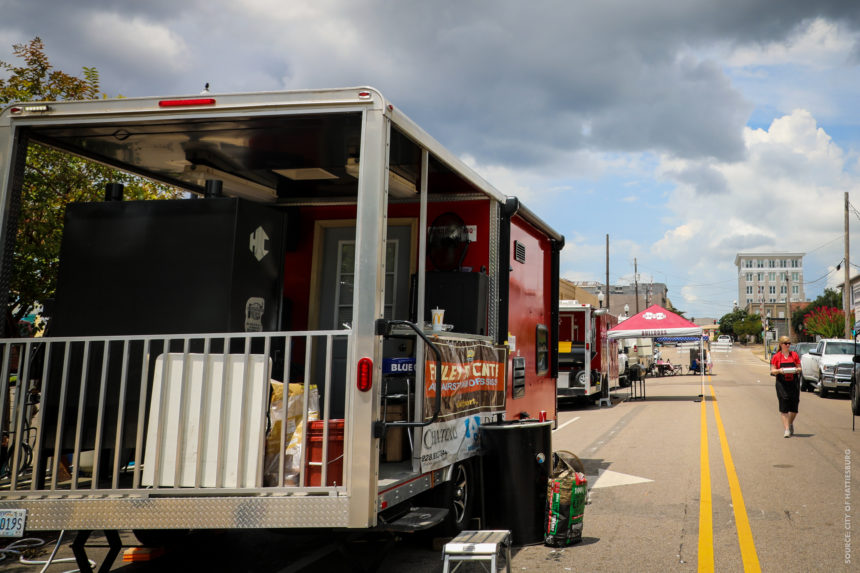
[433,459,475,536]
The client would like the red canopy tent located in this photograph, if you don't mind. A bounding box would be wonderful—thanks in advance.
[608,305,705,396]
[607,305,702,339]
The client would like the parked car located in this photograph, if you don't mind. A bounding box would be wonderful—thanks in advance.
[716,335,732,344]
[791,342,816,357]
[800,339,857,396]
[791,342,817,392]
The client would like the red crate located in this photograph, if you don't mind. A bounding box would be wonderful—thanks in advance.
[305,419,345,486]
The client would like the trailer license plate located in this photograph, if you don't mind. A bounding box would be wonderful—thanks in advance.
[0,509,26,537]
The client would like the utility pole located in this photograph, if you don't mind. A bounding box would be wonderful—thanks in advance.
[845,191,852,340]
[785,272,792,342]
[605,234,610,314]
[634,258,640,314]
[760,291,766,358]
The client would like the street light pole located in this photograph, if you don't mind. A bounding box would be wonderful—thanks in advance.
[845,191,851,340]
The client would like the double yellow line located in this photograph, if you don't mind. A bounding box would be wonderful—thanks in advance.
[698,382,761,572]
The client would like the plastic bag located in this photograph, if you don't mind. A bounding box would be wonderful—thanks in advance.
[545,450,587,547]
[263,381,319,486]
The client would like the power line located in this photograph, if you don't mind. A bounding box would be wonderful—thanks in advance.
[802,267,837,286]
[806,234,844,255]
[849,201,860,222]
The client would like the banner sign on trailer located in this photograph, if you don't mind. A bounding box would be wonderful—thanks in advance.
[422,339,506,422]
[419,339,506,472]
[419,414,484,472]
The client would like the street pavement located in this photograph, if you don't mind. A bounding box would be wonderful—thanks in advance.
[3,344,858,571]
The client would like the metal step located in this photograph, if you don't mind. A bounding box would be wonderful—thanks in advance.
[383,507,449,532]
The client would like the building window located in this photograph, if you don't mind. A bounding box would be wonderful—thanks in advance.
[757,272,764,281]
[769,286,776,294]
[792,272,799,281]
[769,298,776,303]
[792,259,799,268]
[768,272,775,281]
[535,324,549,375]
[746,297,753,305]
[756,260,764,268]
[746,272,753,281]
[746,286,753,294]
[782,259,788,267]
[780,285,787,294]
[792,285,799,294]
[768,260,775,268]
[758,286,764,294]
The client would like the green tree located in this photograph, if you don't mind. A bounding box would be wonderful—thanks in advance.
[803,306,845,339]
[0,37,180,328]
[718,307,748,338]
[734,313,762,343]
[792,288,843,338]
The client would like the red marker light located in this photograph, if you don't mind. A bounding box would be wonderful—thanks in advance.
[158,98,216,108]
[357,357,373,392]
[357,91,372,100]
[9,104,49,114]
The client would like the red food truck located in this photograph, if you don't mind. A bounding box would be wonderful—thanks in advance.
[556,300,620,401]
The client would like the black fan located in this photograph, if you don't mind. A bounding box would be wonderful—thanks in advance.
[428,212,469,271]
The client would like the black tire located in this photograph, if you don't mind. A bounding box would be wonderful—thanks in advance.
[433,460,475,536]
[819,381,830,398]
[800,376,810,392]
[851,380,860,415]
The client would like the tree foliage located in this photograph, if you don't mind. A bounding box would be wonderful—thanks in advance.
[802,306,845,339]
[792,288,843,339]
[733,313,762,342]
[718,307,748,338]
[0,38,181,326]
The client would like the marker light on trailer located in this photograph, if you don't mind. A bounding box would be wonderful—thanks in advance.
[9,104,50,114]
[158,98,216,108]
[357,357,373,392]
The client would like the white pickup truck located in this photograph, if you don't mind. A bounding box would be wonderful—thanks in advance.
[799,339,857,396]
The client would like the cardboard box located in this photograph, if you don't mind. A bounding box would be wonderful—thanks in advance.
[383,403,408,462]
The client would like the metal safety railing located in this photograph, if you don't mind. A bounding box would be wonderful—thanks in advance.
[0,330,350,498]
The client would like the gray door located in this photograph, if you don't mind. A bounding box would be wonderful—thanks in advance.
[317,224,413,417]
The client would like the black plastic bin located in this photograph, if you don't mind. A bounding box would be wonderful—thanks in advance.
[480,420,553,545]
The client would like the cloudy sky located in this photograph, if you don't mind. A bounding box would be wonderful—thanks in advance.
[3,0,860,319]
